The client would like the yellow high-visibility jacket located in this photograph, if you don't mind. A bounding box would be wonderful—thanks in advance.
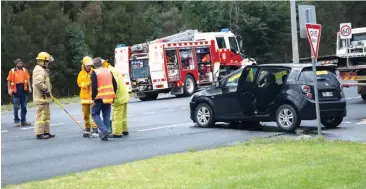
[107,65,130,106]
[77,65,94,104]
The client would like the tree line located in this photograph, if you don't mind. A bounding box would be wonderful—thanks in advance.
[2,1,365,104]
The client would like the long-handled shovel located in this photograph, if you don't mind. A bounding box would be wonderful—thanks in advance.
[50,94,98,138]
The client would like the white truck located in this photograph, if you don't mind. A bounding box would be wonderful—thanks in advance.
[300,26,366,101]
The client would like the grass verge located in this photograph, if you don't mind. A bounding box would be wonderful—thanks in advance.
[4,137,366,189]
[1,96,79,112]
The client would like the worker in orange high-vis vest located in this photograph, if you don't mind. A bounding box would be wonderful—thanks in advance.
[77,56,98,136]
[91,57,117,141]
[7,58,32,127]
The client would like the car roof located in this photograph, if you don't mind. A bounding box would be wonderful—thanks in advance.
[257,63,311,68]
[255,63,336,69]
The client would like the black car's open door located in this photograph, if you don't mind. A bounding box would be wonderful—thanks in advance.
[237,66,259,116]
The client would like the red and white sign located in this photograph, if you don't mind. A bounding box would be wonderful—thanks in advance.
[340,23,352,39]
[305,23,322,60]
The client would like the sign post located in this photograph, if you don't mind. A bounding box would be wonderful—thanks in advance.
[340,23,352,67]
[305,23,322,136]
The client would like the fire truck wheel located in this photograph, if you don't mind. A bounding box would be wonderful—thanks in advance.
[362,94,366,101]
[139,93,158,101]
[183,75,196,97]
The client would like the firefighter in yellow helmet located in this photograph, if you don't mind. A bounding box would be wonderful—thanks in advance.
[32,52,55,139]
[102,59,130,138]
[77,56,98,136]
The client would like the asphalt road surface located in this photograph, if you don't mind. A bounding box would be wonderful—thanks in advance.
[1,84,365,186]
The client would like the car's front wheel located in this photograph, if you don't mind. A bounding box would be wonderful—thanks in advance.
[194,103,214,128]
[321,117,343,128]
[275,104,300,132]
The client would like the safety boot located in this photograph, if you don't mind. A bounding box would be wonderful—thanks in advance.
[123,132,129,136]
[45,133,55,138]
[92,128,98,134]
[21,122,32,126]
[36,134,49,139]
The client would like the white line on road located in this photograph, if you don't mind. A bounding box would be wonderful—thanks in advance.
[357,119,366,125]
[1,130,9,133]
[51,123,64,126]
[142,112,155,115]
[163,109,174,112]
[181,107,189,110]
[137,122,193,132]
[20,127,34,130]
[346,96,361,100]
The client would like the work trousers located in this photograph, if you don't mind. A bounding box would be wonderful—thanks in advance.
[34,103,50,136]
[13,95,28,123]
[82,104,97,129]
[91,100,111,135]
[112,103,128,136]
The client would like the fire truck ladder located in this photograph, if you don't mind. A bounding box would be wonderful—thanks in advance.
[131,29,199,53]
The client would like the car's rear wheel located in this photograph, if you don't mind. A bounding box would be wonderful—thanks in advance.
[321,117,343,128]
[194,103,214,128]
[275,104,300,132]
[361,94,366,101]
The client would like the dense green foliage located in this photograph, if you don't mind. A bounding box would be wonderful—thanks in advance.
[2,1,366,104]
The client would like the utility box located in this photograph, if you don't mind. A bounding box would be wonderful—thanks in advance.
[298,5,317,39]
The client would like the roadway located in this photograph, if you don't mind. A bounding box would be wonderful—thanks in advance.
[1,85,365,186]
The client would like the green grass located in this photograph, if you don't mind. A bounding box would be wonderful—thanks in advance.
[4,137,366,189]
[1,96,80,112]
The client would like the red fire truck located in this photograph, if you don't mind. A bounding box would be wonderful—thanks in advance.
[115,29,256,101]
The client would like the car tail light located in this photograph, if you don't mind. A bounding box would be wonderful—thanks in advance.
[301,85,312,99]
[301,85,310,93]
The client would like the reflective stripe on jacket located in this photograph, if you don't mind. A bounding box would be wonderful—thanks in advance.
[32,65,52,104]
[7,68,30,93]
[108,65,130,105]
[94,68,116,104]
[77,66,94,104]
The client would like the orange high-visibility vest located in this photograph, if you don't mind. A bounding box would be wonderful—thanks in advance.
[8,68,29,93]
[94,68,115,104]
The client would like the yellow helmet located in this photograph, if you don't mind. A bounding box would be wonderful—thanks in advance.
[36,52,51,61]
[82,56,93,66]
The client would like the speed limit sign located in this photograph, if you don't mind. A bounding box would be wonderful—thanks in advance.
[340,23,352,39]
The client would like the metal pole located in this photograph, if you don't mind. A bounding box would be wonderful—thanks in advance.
[311,56,322,135]
[291,0,299,63]
[346,46,350,67]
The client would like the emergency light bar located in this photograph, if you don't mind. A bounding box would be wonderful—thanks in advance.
[116,44,126,48]
[221,28,230,32]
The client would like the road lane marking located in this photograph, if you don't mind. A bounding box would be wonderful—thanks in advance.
[346,96,361,100]
[164,109,174,112]
[51,123,64,126]
[357,119,366,125]
[137,122,193,132]
[142,112,154,115]
[181,107,189,110]
[20,127,34,130]
[1,130,9,133]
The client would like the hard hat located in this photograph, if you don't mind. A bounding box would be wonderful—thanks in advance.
[82,56,93,66]
[36,52,51,61]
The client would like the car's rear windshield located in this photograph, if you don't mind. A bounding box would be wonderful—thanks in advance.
[298,68,339,83]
